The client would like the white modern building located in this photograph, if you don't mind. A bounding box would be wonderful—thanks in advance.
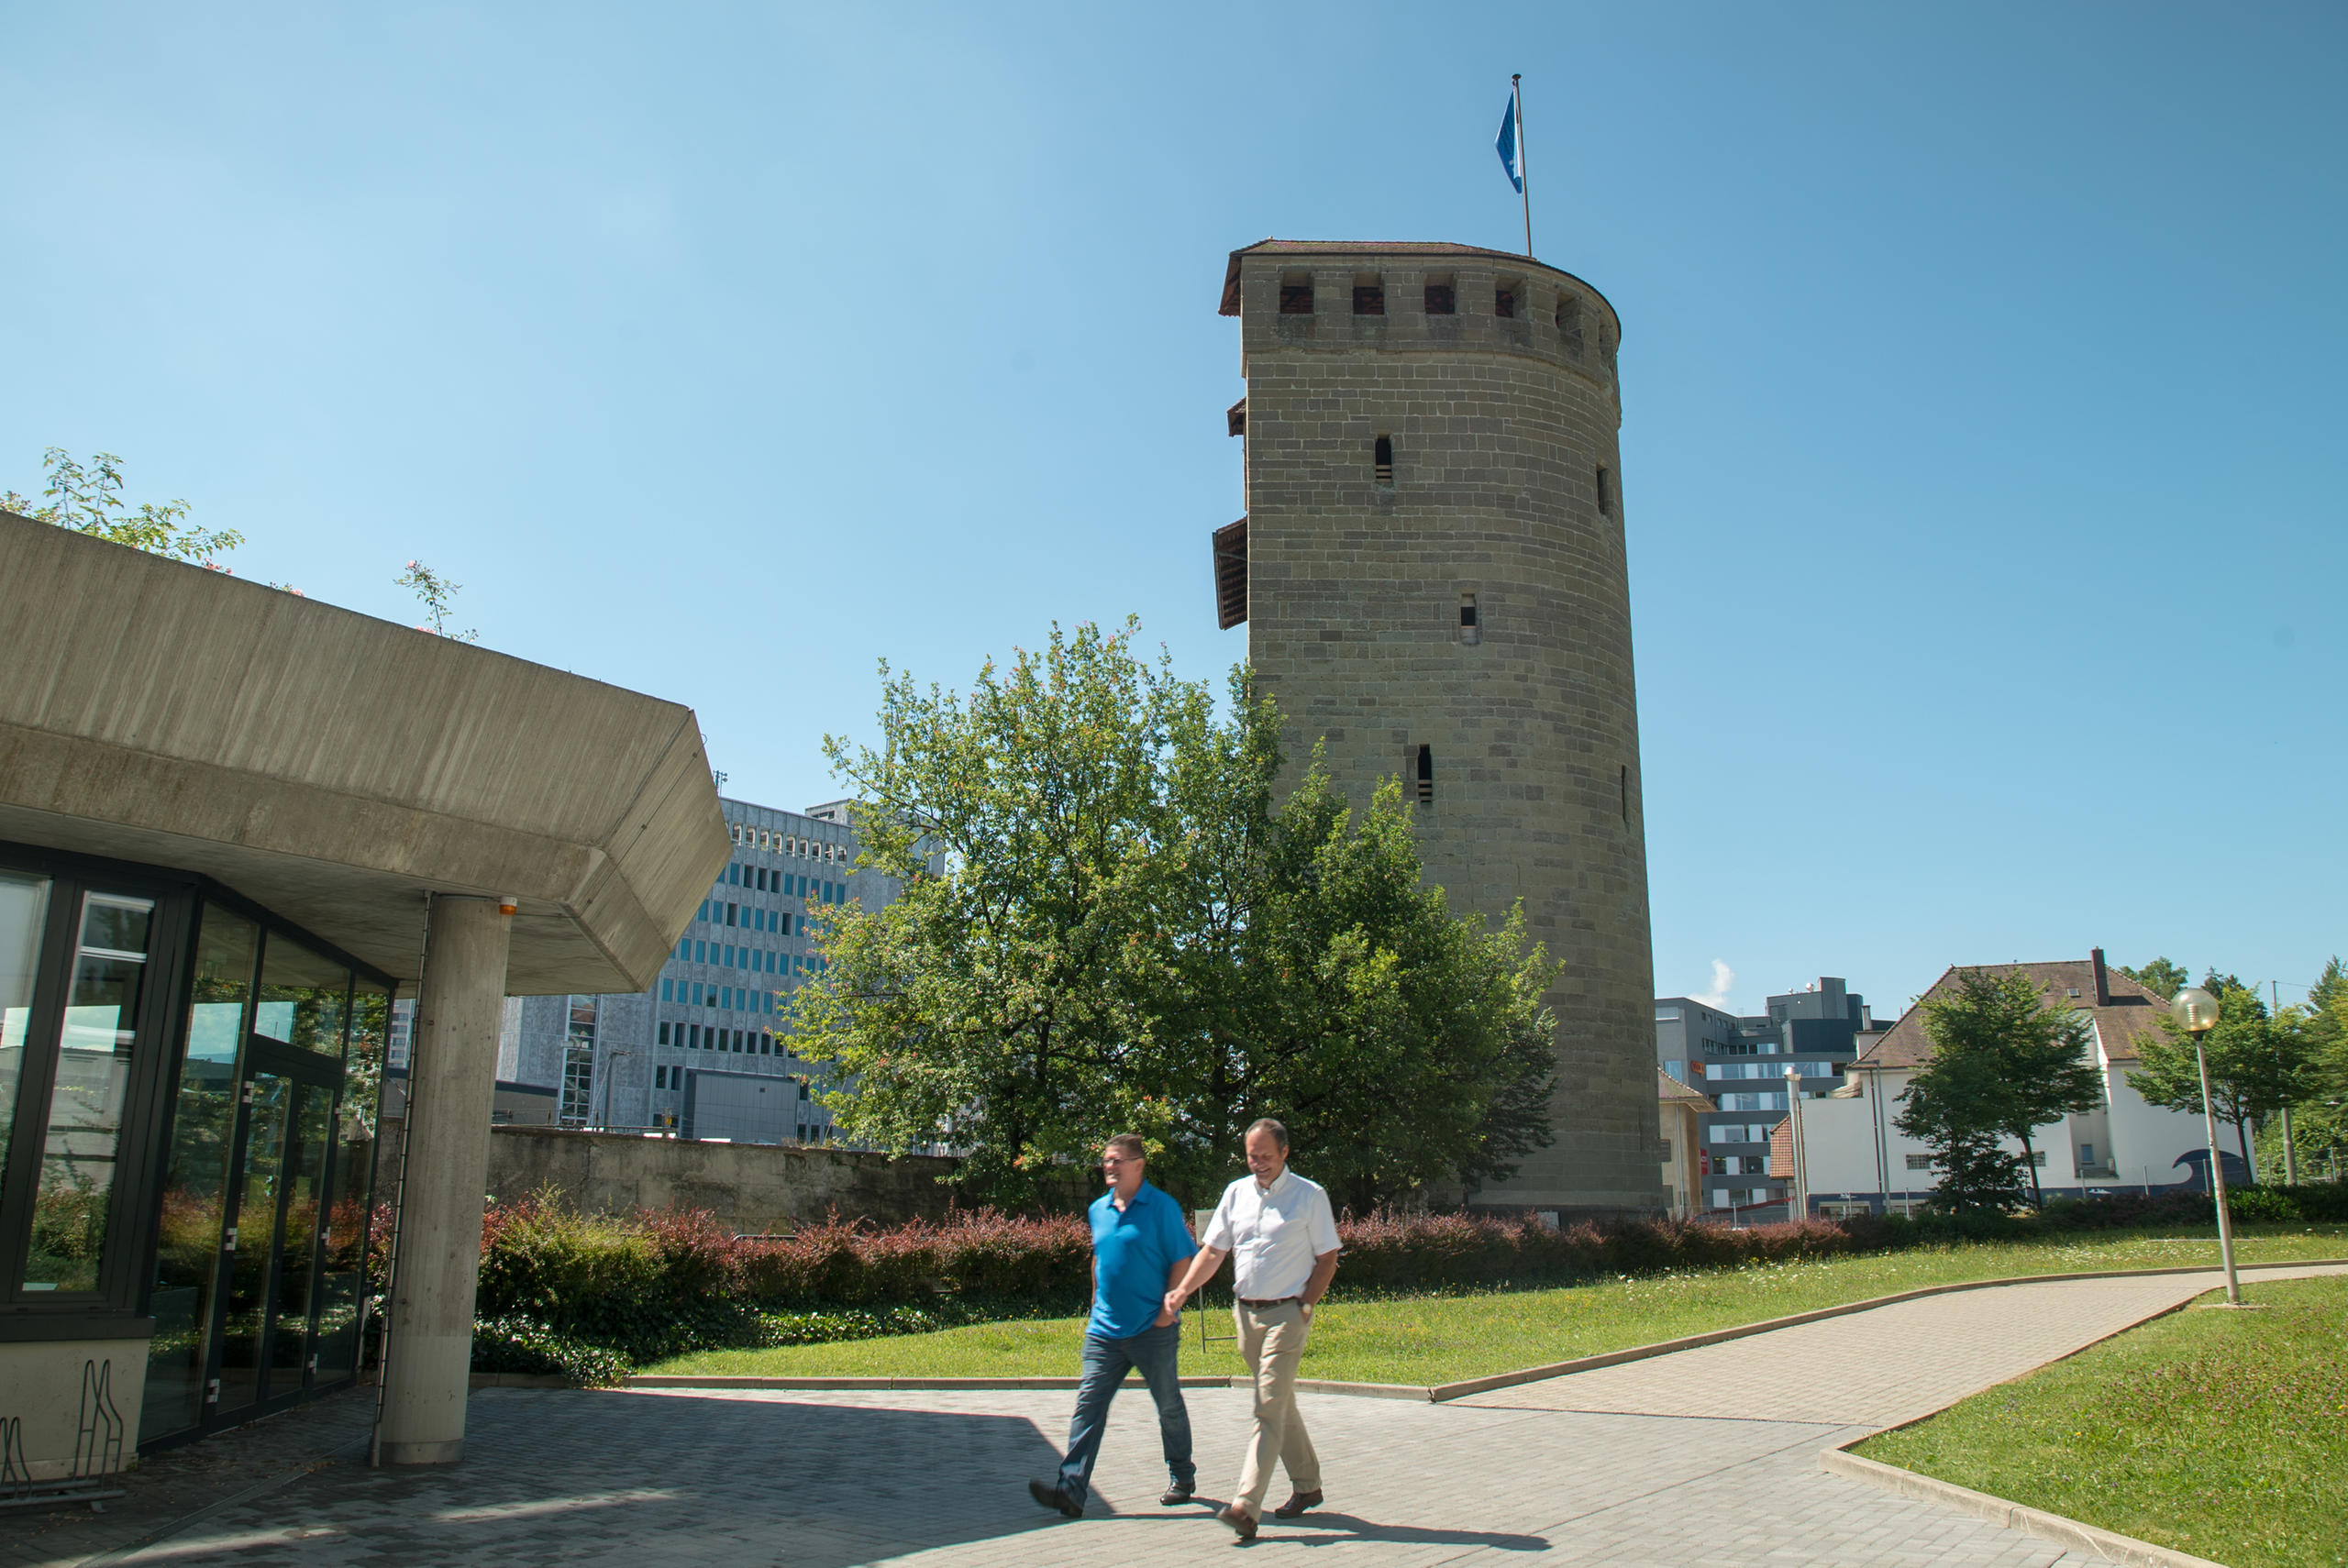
[1787,952,2225,1216]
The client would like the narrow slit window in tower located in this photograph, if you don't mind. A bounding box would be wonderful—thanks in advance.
[1373,435,1394,486]
[1556,293,1585,353]
[1423,278,1456,315]
[1353,277,1385,315]
[1620,765,1630,824]
[1415,745,1434,804]
[1459,592,1480,645]
[1279,275,1314,315]
[1495,282,1519,319]
[1595,465,1613,516]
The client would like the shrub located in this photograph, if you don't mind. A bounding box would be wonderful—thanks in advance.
[471,1315,630,1386]
[476,1187,756,1362]
[735,1209,1090,1308]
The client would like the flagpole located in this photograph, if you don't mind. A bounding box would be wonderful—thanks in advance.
[1514,73,1532,258]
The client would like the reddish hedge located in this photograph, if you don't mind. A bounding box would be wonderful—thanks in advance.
[737,1209,1093,1305]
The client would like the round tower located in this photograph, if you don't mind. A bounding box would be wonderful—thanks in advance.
[1213,239,1658,1217]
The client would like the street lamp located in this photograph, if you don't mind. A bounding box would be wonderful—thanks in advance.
[2172,987,2240,1305]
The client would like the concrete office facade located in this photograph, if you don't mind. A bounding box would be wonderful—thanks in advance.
[0,512,721,1483]
[486,795,903,1146]
[1215,239,1659,1216]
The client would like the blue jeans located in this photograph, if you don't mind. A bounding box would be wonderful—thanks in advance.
[1058,1321,1193,1505]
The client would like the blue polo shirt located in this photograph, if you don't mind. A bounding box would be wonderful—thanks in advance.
[1087,1180,1198,1340]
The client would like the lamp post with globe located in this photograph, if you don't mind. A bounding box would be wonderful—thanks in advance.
[2172,987,2240,1305]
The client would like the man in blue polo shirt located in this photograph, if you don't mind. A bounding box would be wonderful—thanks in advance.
[1027,1133,1200,1518]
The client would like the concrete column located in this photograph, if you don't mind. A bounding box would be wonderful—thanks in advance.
[376,894,512,1465]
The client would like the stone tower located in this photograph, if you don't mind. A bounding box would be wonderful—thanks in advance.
[1213,239,1659,1216]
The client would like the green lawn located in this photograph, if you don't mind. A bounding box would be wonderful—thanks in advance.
[1858,1273,2348,1568]
[645,1225,2348,1386]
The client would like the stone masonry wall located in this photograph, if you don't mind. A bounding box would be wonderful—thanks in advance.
[1233,246,1661,1215]
[379,1121,964,1233]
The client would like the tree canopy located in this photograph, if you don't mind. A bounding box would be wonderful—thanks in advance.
[792,619,1559,1211]
[1893,968,2103,1210]
[2117,956,2188,1000]
[2127,973,2318,1176]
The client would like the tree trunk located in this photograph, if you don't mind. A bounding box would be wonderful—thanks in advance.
[2022,1133,2043,1209]
[2237,1117,2257,1185]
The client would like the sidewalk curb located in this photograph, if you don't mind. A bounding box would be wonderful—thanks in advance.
[1818,1445,2230,1568]
[626,1374,1240,1391]
[617,1256,2348,1403]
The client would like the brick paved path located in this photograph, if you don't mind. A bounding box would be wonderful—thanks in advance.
[32,1264,2342,1567]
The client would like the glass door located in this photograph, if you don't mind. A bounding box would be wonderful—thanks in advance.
[211,1047,340,1422]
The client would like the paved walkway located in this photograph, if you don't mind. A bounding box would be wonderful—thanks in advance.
[25,1264,2342,1568]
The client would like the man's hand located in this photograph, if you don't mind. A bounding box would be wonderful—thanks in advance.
[1154,1303,1178,1328]
[1162,1289,1187,1320]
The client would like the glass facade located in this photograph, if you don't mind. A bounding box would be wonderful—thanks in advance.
[0,840,393,1455]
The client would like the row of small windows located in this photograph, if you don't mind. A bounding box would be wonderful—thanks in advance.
[674,935,817,975]
[721,863,843,901]
[733,823,844,862]
[653,1021,818,1067]
[1279,273,1591,344]
[701,902,793,934]
[664,961,822,1004]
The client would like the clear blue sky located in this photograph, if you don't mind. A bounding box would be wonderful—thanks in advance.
[5,4,2341,1017]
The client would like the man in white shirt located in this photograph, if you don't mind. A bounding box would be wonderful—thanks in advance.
[1163,1117,1341,1540]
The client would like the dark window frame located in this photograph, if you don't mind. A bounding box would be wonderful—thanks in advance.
[0,840,391,1349]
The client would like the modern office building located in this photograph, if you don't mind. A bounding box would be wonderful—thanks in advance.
[0,511,721,1484]
[1655,977,1878,1219]
[1213,238,1658,1217]
[476,795,914,1145]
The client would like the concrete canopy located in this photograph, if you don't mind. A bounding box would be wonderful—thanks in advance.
[0,511,729,994]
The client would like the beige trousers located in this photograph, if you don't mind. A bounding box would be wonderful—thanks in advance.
[1233,1299,1321,1515]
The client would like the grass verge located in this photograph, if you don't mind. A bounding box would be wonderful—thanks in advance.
[1855,1273,2348,1568]
[644,1224,2347,1386]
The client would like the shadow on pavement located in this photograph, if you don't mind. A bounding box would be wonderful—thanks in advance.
[105,1389,1078,1568]
[1114,1507,1547,1552]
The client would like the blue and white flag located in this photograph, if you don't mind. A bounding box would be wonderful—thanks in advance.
[1496,94,1523,193]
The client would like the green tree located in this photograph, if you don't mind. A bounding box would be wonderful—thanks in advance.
[2118,956,2188,1000]
[6,447,243,564]
[2127,974,2318,1180]
[1147,731,1559,1211]
[795,620,1559,1211]
[1893,969,2104,1210]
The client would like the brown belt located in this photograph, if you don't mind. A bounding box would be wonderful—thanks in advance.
[1236,1296,1301,1309]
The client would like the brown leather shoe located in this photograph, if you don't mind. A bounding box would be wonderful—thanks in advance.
[1271,1489,1323,1518]
[1216,1504,1257,1540]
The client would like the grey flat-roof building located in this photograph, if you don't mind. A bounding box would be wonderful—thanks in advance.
[1655,977,1877,1220]
[482,795,910,1146]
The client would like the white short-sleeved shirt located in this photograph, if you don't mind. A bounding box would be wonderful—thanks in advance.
[1202,1167,1341,1301]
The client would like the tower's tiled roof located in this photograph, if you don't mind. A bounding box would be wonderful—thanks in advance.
[1855,959,2169,1071]
[1220,238,1611,317]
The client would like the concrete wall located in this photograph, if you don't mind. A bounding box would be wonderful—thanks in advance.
[0,509,729,995]
[0,1340,144,1481]
[476,1125,963,1232]
[1232,246,1658,1215]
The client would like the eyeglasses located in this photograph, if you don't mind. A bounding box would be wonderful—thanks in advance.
[1101,1154,1138,1166]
